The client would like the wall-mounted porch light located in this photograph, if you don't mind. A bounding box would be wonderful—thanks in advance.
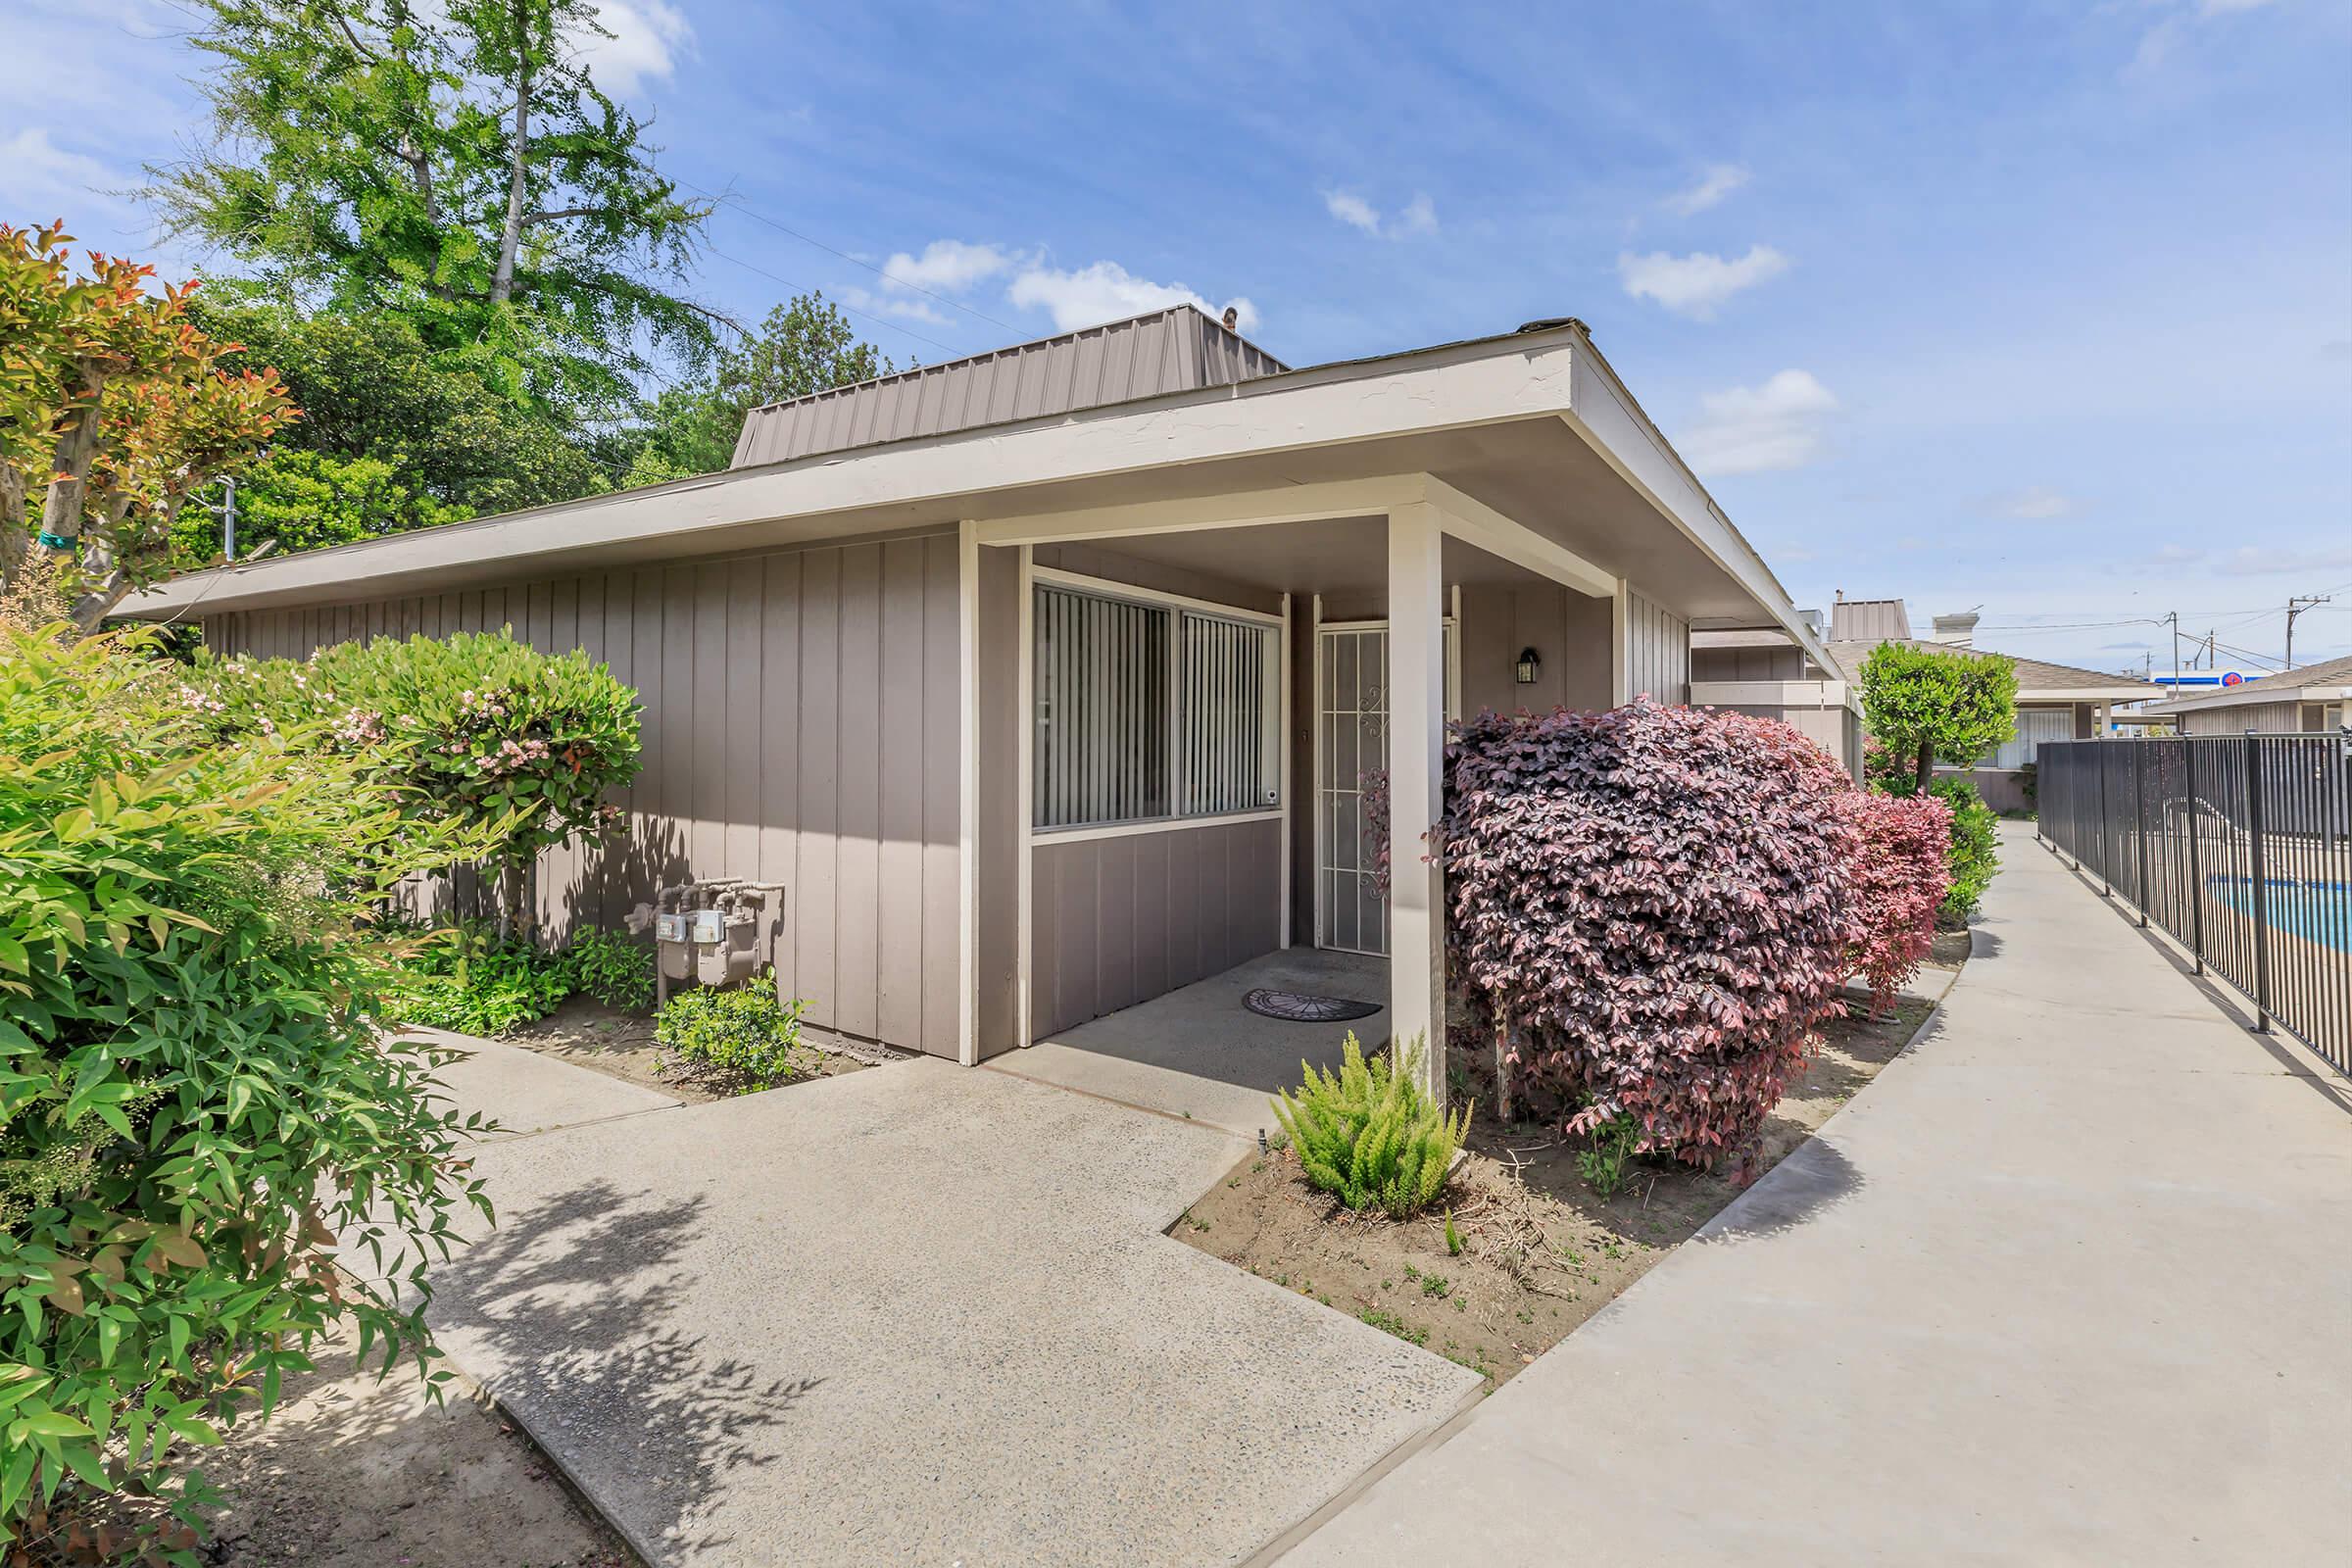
[1515,647,1542,685]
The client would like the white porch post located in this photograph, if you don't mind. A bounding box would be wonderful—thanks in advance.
[1387,501,1448,1104]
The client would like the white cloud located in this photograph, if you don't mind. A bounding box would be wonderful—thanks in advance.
[878,239,1016,297]
[2216,544,2352,577]
[1679,369,1838,475]
[1618,244,1788,319]
[1994,486,2080,519]
[1665,163,1749,217]
[840,285,952,326]
[1323,191,1380,234]
[1322,189,1438,239]
[570,0,693,97]
[0,128,131,223]
[2199,0,2277,15]
[1009,260,1258,334]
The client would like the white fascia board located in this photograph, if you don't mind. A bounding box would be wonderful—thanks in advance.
[1420,473,1617,599]
[2016,687,2162,704]
[2138,683,2308,717]
[1561,337,1834,674]
[125,330,1589,618]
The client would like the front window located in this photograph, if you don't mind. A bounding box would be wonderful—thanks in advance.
[1033,579,1280,831]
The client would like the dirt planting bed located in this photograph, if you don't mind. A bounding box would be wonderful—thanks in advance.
[498,995,871,1103]
[1175,998,1936,1389]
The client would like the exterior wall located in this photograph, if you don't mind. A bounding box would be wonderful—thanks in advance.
[1030,817,1282,1039]
[2182,700,2307,736]
[1691,643,1806,683]
[1624,587,1690,705]
[205,533,966,1059]
[1722,702,1850,764]
[1457,583,1614,716]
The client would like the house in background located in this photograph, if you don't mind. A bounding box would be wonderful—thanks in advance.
[123,306,1836,1102]
[1689,610,1862,774]
[1822,599,2162,811]
[2138,653,2352,735]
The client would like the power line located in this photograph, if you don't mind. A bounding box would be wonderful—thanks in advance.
[684,178,1021,335]
[703,244,958,356]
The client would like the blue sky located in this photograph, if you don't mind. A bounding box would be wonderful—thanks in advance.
[9,0,2350,672]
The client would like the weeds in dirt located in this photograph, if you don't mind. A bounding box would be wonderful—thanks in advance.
[1576,1110,1644,1198]
[1358,1308,1429,1347]
[1444,1209,1464,1255]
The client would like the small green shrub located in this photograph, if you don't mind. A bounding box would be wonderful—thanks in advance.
[656,980,813,1091]
[379,924,573,1037]
[1576,1111,1643,1199]
[1271,1034,1467,1219]
[1929,777,1999,924]
[562,927,656,1012]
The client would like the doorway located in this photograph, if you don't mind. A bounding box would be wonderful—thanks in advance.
[1314,620,1458,956]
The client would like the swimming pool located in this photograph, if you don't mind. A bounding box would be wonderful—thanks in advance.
[2210,876,2352,954]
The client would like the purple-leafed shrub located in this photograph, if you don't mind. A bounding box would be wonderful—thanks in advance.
[1440,699,1858,1168]
[1845,791,1953,1016]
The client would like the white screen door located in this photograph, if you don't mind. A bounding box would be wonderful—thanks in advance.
[1315,621,1458,956]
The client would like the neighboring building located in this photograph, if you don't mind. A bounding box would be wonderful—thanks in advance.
[1817,597,2162,811]
[123,306,1835,1098]
[2138,653,2352,736]
[1689,612,1862,776]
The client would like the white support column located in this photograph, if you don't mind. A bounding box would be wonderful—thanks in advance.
[1387,502,1448,1104]
[1610,579,1632,707]
[956,520,980,1067]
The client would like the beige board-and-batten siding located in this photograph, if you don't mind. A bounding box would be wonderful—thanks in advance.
[203,533,965,1059]
[1625,588,1691,705]
[1028,817,1283,1041]
[2181,700,2304,736]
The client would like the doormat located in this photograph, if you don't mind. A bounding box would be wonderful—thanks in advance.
[1243,989,1383,1023]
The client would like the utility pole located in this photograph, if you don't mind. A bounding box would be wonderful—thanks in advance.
[2285,594,2331,669]
[2167,611,2180,695]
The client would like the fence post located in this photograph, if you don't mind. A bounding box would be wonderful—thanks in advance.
[2132,742,2150,926]
[2182,738,2205,976]
[2245,733,2271,1033]
[2095,742,2113,896]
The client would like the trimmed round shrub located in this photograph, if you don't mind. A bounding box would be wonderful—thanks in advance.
[1440,699,1858,1168]
[1846,791,1953,1016]
[655,980,813,1092]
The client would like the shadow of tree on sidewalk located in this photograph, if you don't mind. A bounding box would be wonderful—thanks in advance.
[427,1178,819,1561]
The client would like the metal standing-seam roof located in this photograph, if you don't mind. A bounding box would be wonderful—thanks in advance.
[730,304,1289,467]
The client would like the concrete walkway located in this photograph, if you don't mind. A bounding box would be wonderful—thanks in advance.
[1284,823,2352,1566]
[377,1042,1479,1567]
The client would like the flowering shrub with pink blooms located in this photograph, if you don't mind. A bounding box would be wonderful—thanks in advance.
[1844,791,1953,1016]
[183,630,640,935]
[1439,699,1858,1169]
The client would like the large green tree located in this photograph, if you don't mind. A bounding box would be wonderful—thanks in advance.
[624,293,896,483]
[1857,642,2019,792]
[145,0,727,415]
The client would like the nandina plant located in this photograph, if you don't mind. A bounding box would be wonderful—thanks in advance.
[1845,791,1953,1016]
[1440,699,1858,1168]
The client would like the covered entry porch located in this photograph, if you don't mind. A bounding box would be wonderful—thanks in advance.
[963,473,1646,1104]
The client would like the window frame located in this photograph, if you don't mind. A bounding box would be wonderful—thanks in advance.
[1028,565,1285,838]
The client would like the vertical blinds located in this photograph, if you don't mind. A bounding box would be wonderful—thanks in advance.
[1032,583,1275,831]
[1184,613,1271,814]
[1033,587,1171,829]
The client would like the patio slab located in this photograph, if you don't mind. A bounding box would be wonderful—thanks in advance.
[398,1027,682,1141]
[399,1054,1480,1567]
[995,949,1389,1136]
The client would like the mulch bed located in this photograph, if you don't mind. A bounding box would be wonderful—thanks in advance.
[498,995,870,1103]
[1175,996,1937,1388]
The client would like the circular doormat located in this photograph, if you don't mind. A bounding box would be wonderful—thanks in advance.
[1243,988,1383,1023]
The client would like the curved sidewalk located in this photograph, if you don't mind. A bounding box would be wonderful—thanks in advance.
[1282,823,2352,1566]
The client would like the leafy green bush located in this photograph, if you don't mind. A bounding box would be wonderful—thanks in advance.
[561,928,656,1013]
[379,926,574,1038]
[183,629,642,939]
[1576,1111,1643,1200]
[1271,1034,1467,1219]
[0,626,499,1557]
[1857,641,2017,794]
[1930,777,2000,924]
[655,981,813,1091]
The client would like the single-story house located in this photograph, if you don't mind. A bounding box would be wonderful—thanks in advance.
[1688,611,1862,775]
[2137,653,2352,735]
[1821,601,2160,812]
[124,306,1838,1099]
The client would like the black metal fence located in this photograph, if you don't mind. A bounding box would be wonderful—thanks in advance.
[2036,734,2352,1075]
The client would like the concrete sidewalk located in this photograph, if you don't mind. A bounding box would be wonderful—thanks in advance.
[1283,822,2352,1566]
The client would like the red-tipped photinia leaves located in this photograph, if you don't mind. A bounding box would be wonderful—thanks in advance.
[1439,699,1859,1168]
[1844,791,1954,1018]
